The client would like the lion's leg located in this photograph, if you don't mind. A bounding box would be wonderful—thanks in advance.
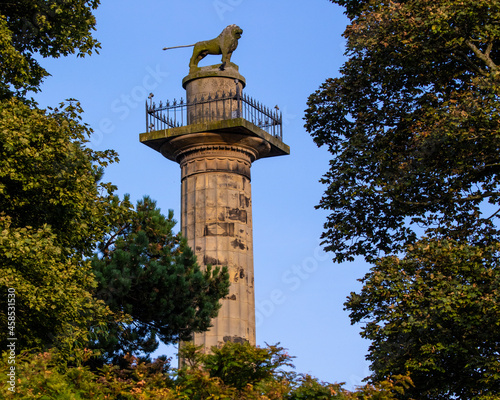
[221,51,232,65]
[196,51,208,65]
[189,43,208,70]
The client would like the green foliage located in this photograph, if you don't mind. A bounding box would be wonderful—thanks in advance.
[91,197,230,362]
[0,98,119,258]
[288,374,346,399]
[0,0,101,98]
[176,342,342,399]
[0,215,109,356]
[204,342,293,390]
[345,239,500,399]
[0,98,118,354]
[0,349,173,399]
[305,0,500,263]
[289,374,412,400]
[306,0,500,397]
[93,353,173,399]
[179,341,294,393]
[0,349,98,398]
[0,16,35,99]
[0,343,411,399]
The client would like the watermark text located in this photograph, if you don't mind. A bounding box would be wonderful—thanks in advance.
[6,288,16,393]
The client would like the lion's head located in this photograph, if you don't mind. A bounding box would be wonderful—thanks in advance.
[222,24,243,40]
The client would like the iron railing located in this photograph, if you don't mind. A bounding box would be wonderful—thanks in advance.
[146,86,283,140]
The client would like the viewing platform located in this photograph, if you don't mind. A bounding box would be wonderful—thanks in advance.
[140,84,289,162]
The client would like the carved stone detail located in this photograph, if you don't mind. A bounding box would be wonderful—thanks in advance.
[179,146,253,181]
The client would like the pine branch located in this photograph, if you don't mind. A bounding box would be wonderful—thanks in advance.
[101,223,130,256]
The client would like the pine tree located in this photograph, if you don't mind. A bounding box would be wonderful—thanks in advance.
[91,197,230,362]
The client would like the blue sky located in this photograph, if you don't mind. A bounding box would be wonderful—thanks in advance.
[34,0,372,388]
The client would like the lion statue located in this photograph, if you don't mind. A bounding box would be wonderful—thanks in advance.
[188,25,243,72]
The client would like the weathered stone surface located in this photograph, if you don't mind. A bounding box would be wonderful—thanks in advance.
[179,147,256,349]
[184,71,244,125]
[139,118,290,160]
[182,65,246,89]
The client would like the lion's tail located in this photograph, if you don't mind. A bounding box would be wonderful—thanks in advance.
[163,44,195,51]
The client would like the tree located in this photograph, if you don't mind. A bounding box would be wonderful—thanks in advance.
[0,0,109,355]
[0,343,412,399]
[176,342,411,400]
[0,0,230,360]
[0,98,119,258]
[305,0,500,397]
[0,0,100,98]
[346,239,500,399]
[0,98,117,354]
[305,0,500,263]
[91,197,230,362]
[177,341,295,398]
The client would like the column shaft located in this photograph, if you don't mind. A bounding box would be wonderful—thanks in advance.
[179,146,256,349]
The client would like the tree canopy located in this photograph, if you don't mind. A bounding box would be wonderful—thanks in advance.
[0,342,413,399]
[305,0,500,398]
[347,239,500,399]
[305,0,500,263]
[0,98,116,353]
[0,98,118,258]
[0,0,100,98]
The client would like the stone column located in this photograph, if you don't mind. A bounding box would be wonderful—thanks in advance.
[140,64,290,354]
[175,67,259,348]
[179,143,256,347]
